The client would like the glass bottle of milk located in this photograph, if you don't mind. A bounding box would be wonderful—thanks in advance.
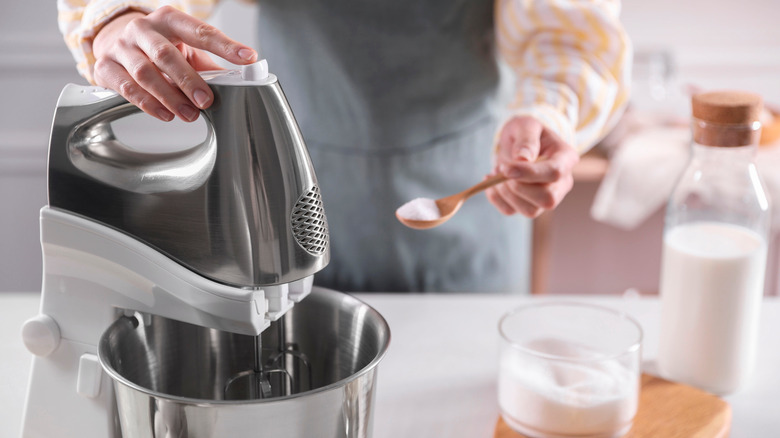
[658,91,770,395]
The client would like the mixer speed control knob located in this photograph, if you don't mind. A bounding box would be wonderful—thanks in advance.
[22,314,61,357]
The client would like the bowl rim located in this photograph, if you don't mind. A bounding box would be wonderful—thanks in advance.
[97,286,392,405]
[498,301,643,363]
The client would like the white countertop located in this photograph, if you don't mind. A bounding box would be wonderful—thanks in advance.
[2,292,779,437]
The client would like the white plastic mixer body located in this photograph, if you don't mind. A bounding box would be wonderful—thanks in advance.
[21,61,331,438]
[21,207,311,437]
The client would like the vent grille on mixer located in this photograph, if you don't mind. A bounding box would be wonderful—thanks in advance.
[291,186,329,255]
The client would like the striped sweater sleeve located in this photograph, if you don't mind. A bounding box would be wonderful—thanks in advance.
[57,0,218,84]
[494,0,632,153]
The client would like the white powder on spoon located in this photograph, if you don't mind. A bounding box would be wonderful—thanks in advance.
[396,197,441,221]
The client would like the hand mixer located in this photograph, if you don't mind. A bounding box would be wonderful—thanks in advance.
[20,60,329,437]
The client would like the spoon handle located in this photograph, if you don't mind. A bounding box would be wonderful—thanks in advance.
[459,174,508,200]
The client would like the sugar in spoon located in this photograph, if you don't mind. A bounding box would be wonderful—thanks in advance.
[396,174,508,230]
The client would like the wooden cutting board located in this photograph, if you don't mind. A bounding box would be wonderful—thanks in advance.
[494,374,731,438]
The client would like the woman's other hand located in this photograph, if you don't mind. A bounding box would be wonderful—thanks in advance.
[486,116,580,218]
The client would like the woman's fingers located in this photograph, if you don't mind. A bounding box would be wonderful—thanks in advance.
[93,58,175,122]
[183,45,226,71]
[486,186,516,216]
[486,183,544,218]
[487,115,580,217]
[91,6,258,122]
[496,116,542,166]
[509,176,573,209]
[128,25,213,116]
[487,160,575,218]
[154,6,257,65]
[501,153,577,184]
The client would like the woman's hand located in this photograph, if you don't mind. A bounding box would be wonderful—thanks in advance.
[486,116,580,218]
[91,6,258,122]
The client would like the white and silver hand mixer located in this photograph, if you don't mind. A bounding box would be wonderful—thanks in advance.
[19,61,388,438]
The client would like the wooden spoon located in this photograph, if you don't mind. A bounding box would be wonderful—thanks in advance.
[396,173,508,230]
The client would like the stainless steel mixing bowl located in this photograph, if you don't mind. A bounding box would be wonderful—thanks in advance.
[98,288,390,438]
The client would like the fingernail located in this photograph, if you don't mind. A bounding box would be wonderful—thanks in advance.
[179,104,199,122]
[156,109,174,122]
[238,48,256,61]
[516,149,534,162]
[193,89,210,108]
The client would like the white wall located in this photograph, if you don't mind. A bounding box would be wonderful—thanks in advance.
[622,0,780,102]
[0,2,81,291]
[0,0,778,291]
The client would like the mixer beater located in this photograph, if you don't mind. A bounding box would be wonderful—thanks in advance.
[223,315,313,400]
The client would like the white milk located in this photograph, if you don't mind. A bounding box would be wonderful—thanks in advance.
[658,221,766,394]
[498,339,638,438]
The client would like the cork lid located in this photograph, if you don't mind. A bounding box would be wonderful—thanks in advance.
[692,91,762,125]
[691,91,763,146]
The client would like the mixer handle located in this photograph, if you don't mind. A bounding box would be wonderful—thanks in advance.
[55,83,217,194]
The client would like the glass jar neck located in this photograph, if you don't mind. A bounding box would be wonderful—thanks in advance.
[691,117,761,147]
[690,142,758,162]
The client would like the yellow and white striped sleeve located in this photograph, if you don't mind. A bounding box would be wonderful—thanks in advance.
[57,0,218,84]
[494,0,632,153]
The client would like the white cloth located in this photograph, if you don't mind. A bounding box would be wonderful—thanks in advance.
[591,126,780,230]
[590,126,688,229]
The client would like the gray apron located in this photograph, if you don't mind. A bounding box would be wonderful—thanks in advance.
[257,0,531,293]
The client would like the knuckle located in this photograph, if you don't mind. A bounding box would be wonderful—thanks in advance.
[117,80,139,100]
[134,95,154,112]
[508,180,524,193]
[135,95,168,120]
[150,43,179,64]
[94,76,110,90]
[176,73,198,91]
[546,163,564,181]
[528,208,543,218]
[125,18,140,32]
[539,191,557,210]
[565,175,574,191]
[502,203,518,216]
[154,5,176,19]
[124,16,147,34]
[194,22,219,42]
[518,202,542,217]
[500,183,517,201]
[221,42,235,57]
[130,62,157,83]
[92,58,111,76]
[115,38,133,52]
